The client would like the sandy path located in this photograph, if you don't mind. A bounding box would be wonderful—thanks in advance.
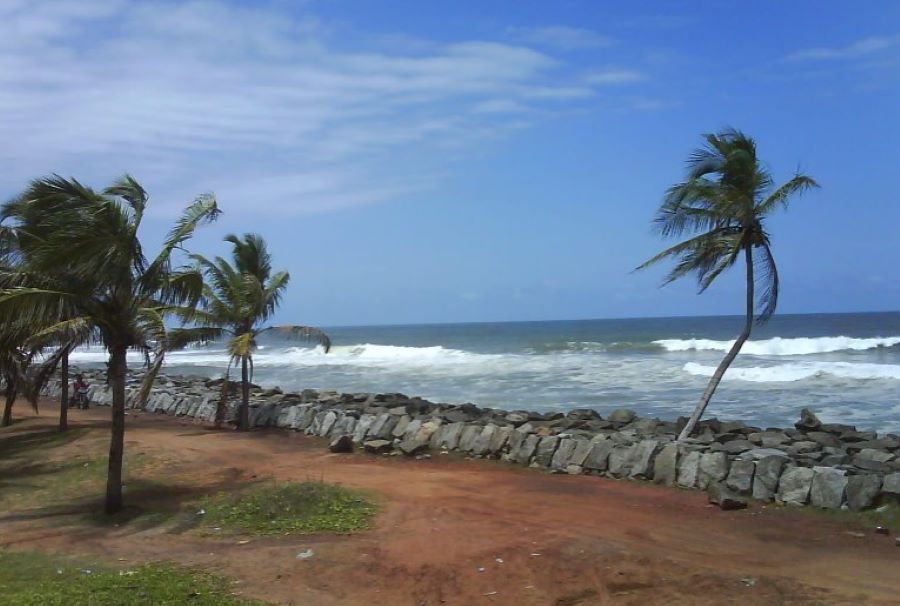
[1,404,898,605]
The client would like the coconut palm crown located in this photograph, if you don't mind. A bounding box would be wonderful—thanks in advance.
[186,233,331,431]
[637,128,818,440]
[0,174,219,513]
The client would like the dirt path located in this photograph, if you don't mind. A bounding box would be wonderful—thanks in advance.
[2,403,898,605]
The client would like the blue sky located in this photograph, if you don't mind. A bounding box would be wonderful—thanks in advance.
[1,0,898,326]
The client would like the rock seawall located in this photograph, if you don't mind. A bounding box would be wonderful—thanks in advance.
[43,369,900,512]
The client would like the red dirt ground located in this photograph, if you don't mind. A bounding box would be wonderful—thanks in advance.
[1,402,898,605]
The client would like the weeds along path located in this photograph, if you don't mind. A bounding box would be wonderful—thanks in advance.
[1,401,898,606]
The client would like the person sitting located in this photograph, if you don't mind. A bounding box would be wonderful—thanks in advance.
[71,374,89,408]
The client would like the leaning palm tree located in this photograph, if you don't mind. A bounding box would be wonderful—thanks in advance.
[0,175,218,513]
[637,129,818,440]
[0,322,36,427]
[188,234,331,431]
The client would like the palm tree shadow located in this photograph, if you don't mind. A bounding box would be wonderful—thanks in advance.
[0,467,264,538]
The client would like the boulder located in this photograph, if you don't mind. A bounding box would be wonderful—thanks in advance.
[515,434,541,465]
[725,459,755,495]
[318,411,338,437]
[437,422,465,450]
[352,414,376,442]
[489,425,513,455]
[777,467,814,506]
[846,474,883,511]
[583,440,614,472]
[533,436,560,467]
[708,481,748,510]
[752,455,788,501]
[677,451,702,489]
[711,439,754,455]
[328,435,354,454]
[565,439,593,467]
[397,437,430,456]
[471,424,497,456]
[697,452,729,490]
[795,408,822,431]
[652,443,679,486]
[857,448,895,463]
[628,440,660,480]
[551,439,577,471]
[809,467,847,509]
[608,409,636,425]
[391,415,411,438]
[882,472,900,496]
[607,445,634,478]
[362,439,393,454]
[805,431,842,448]
[458,425,483,452]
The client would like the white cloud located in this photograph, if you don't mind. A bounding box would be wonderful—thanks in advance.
[0,0,610,216]
[787,34,900,61]
[509,25,614,51]
[584,69,646,85]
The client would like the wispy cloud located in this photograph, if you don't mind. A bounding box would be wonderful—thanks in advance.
[787,34,900,61]
[0,1,634,216]
[509,25,614,51]
[584,69,646,85]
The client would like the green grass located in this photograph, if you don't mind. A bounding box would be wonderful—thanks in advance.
[0,550,261,605]
[199,480,378,535]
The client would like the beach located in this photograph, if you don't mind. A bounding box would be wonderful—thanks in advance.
[2,402,899,605]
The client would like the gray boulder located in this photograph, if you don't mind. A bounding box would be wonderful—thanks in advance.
[697,451,729,490]
[846,474,883,511]
[363,439,393,453]
[628,440,660,479]
[471,424,497,456]
[533,436,560,467]
[437,422,465,450]
[583,440,614,472]
[515,434,541,465]
[708,481,748,510]
[550,439,576,471]
[608,409,636,425]
[809,467,847,509]
[725,459,755,495]
[677,451,701,489]
[777,467,814,506]
[652,443,679,486]
[568,439,594,468]
[752,455,788,501]
[882,472,900,496]
[607,445,634,477]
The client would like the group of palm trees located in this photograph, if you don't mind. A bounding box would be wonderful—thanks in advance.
[0,176,329,513]
[0,127,817,514]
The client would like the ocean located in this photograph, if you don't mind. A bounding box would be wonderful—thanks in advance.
[69,312,900,433]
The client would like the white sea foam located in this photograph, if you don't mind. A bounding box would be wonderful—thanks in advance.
[656,335,900,356]
[683,361,900,382]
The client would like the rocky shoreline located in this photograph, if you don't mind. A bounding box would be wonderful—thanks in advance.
[43,368,900,512]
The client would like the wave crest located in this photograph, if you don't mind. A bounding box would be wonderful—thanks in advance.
[656,336,900,356]
[684,361,900,382]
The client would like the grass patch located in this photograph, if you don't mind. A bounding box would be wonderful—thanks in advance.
[0,550,261,605]
[0,451,155,513]
[199,480,377,535]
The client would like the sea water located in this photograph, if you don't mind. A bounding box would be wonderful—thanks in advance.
[69,312,900,432]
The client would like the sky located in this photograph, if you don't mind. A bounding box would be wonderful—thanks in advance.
[1,0,898,326]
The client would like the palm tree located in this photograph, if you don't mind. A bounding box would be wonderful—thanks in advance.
[637,129,818,440]
[0,323,35,427]
[188,234,331,431]
[0,175,218,513]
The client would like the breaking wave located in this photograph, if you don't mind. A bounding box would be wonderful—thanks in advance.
[683,361,900,382]
[656,336,900,356]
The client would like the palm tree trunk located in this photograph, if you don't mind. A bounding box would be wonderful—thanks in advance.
[677,246,755,441]
[59,348,69,432]
[239,355,250,431]
[1,383,14,427]
[105,344,128,514]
